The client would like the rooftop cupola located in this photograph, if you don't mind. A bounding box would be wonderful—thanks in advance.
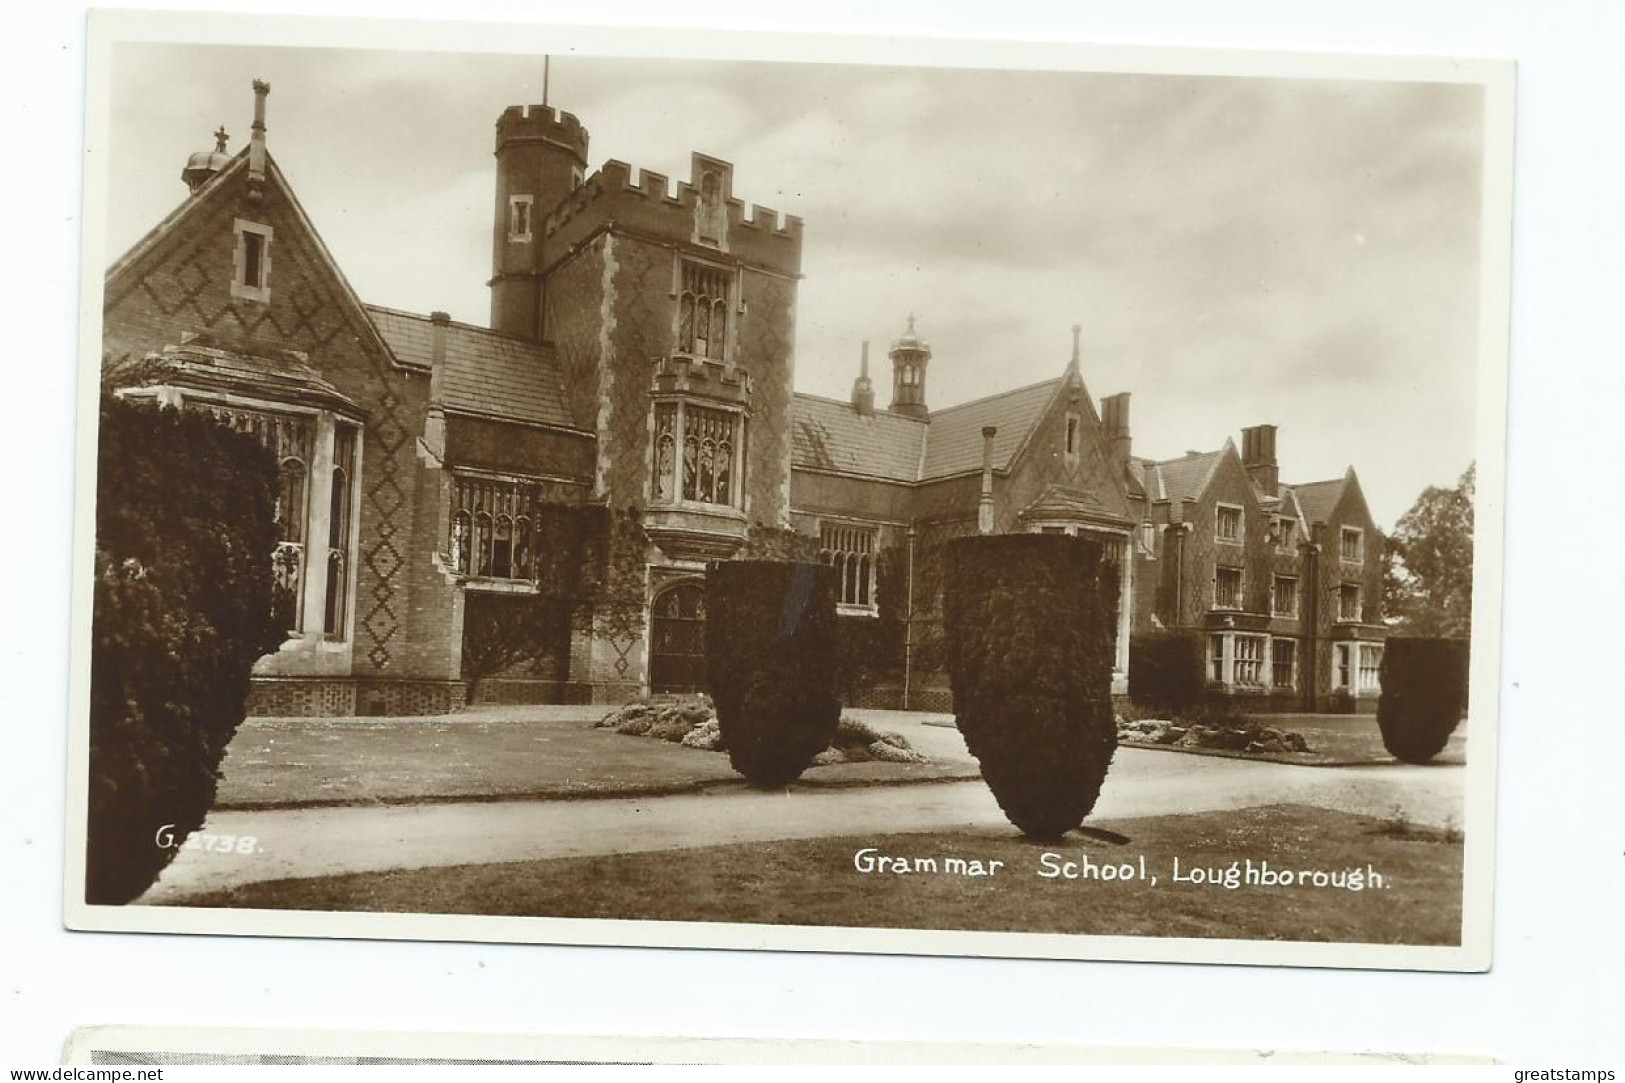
[889,314,931,419]
[181,125,231,194]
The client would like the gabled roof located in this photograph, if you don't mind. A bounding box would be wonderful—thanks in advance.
[106,148,413,378]
[791,394,926,483]
[920,378,1063,480]
[790,376,1062,484]
[106,149,252,285]
[1135,447,1226,505]
[365,306,582,432]
[1287,476,1346,525]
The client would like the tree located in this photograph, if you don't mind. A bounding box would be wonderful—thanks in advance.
[458,504,609,703]
[942,534,1118,841]
[1383,463,1475,637]
[706,560,841,788]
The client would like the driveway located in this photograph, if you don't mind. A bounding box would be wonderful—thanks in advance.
[140,744,1463,904]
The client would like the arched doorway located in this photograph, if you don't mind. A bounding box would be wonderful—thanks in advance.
[649,580,707,695]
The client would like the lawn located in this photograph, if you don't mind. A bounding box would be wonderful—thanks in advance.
[213,707,977,809]
[178,803,1463,945]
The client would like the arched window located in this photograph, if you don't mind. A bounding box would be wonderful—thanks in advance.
[448,475,545,585]
[474,511,494,577]
[451,510,472,574]
[678,262,730,361]
[819,522,879,610]
[323,423,357,639]
[492,514,514,579]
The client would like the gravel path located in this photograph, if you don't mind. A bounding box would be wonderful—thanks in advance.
[140,744,1462,904]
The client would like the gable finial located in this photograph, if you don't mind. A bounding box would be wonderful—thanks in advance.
[1070,323,1081,367]
[213,125,229,152]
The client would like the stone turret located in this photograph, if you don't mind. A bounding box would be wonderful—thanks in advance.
[488,104,591,339]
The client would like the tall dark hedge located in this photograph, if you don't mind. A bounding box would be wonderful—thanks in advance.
[834,544,906,700]
[88,396,285,904]
[1128,631,1205,711]
[1376,637,1470,764]
[705,560,840,788]
[943,534,1119,841]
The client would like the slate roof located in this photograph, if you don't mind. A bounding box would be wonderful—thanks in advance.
[790,378,1061,484]
[919,378,1062,479]
[791,394,926,483]
[365,305,581,431]
[1135,449,1224,505]
[1287,476,1346,525]
[1020,483,1134,526]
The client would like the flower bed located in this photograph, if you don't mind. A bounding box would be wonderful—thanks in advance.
[1117,715,1312,755]
[596,696,928,765]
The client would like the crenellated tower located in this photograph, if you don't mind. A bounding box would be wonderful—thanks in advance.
[488,104,590,340]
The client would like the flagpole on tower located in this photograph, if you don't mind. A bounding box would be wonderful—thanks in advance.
[543,55,550,107]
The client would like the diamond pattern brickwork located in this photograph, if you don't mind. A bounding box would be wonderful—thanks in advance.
[102,164,427,679]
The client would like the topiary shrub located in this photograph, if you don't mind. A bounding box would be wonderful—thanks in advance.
[943,533,1118,840]
[1128,631,1205,711]
[705,560,841,788]
[1376,637,1470,764]
[87,396,285,905]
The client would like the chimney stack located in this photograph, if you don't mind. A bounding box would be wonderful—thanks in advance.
[247,79,270,202]
[1101,392,1132,468]
[852,341,875,416]
[978,426,997,534]
[1240,424,1279,496]
[422,310,452,460]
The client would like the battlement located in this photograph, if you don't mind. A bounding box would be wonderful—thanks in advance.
[542,151,803,275]
[494,103,590,158]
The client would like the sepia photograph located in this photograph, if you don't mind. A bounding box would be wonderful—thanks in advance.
[63,12,1513,969]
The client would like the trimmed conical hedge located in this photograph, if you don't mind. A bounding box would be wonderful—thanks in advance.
[1376,636,1470,764]
[705,560,841,788]
[88,396,285,904]
[943,533,1119,840]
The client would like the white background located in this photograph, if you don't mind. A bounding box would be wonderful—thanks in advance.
[4,0,1622,1066]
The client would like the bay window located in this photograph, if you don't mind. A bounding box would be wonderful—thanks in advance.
[188,400,358,642]
[651,399,744,509]
[1333,642,1385,694]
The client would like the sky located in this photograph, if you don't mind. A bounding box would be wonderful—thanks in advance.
[102,43,1488,529]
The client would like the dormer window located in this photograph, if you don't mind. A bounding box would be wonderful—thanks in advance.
[508,195,534,243]
[231,219,273,302]
[1274,515,1297,553]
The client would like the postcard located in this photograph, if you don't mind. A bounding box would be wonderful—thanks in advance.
[64,10,1513,970]
[60,1026,1493,1066]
